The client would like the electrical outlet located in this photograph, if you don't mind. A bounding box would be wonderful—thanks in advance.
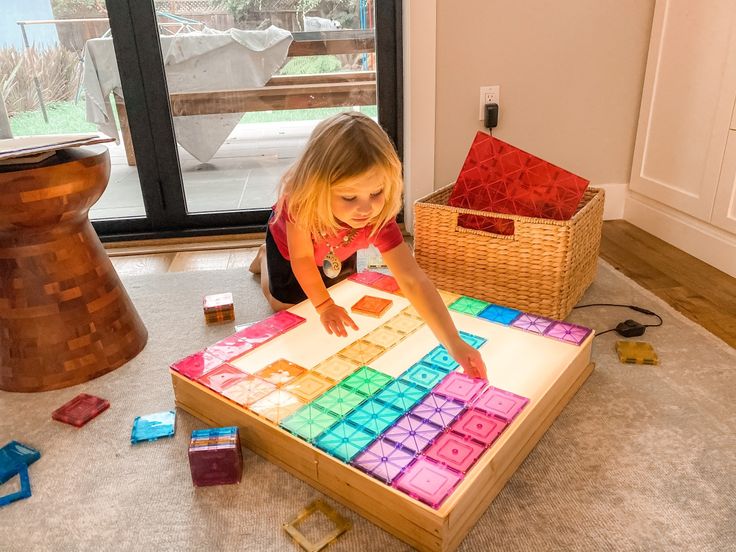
[479,85,500,120]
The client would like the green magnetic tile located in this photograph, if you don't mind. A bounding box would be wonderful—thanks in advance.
[345,399,403,435]
[339,366,394,397]
[399,362,446,390]
[314,421,375,462]
[373,380,428,412]
[448,296,490,316]
[280,404,340,442]
[313,355,360,382]
[311,386,366,417]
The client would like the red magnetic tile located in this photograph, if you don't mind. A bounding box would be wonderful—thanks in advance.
[348,271,386,285]
[206,333,255,362]
[51,393,110,427]
[351,295,393,318]
[264,310,306,333]
[451,409,507,447]
[196,364,249,393]
[170,350,223,380]
[424,431,485,473]
[394,457,463,509]
[371,275,400,293]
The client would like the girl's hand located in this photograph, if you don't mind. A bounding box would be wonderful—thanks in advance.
[317,301,359,337]
[448,338,487,380]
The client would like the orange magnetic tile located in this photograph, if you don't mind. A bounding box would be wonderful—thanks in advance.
[363,326,404,349]
[385,312,424,335]
[284,372,335,402]
[351,295,393,318]
[339,340,385,365]
[221,377,276,406]
[255,359,306,387]
[313,356,360,382]
[250,390,304,423]
[438,290,461,306]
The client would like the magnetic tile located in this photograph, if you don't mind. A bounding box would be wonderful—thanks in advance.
[131,410,176,444]
[196,364,249,393]
[545,322,592,345]
[280,404,340,443]
[205,333,255,362]
[458,330,487,349]
[338,340,385,365]
[51,393,110,428]
[363,326,405,349]
[437,290,461,306]
[204,309,235,324]
[478,304,522,325]
[351,295,393,318]
[311,386,365,418]
[373,380,428,412]
[473,387,529,422]
[190,426,239,448]
[283,499,351,552]
[394,457,463,509]
[399,363,446,391]
[170,350,223,380]
[448,296,490,316]
[432,372,486,404]
[345,399,403,435]
[284,372,334,402]
[0,464,31,508]
[314,421,375,462]
[237,319,282,346]
[510,313,555,334]
[616,341,659,365]
[313,356,360,382]
[424,431,485,473]
[348,271,385,285]
[203,292,233,312]
[352,437,416,484]
[255,359,306,387]
[221,376,276,406]
[450,409,507,447]
[250,390,304,424]
[422,346,459,373]
[384,312,424,335]
[264,310,306,333]
[411,394,465,428]
[339,366,393,397]
[189,442,243,487]
[0,441,41,485]
[370,274,400,293]
[382,414,443,454]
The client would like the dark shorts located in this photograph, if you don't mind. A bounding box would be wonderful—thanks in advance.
[265,225,357,304]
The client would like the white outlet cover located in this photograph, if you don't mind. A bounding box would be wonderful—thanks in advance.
[479,86,500,120]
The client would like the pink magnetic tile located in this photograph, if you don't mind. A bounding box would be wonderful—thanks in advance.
[394,457,463,509]
[264,310,306,333]
[432,372,486,404]
[451,409,507,447]
[371,275,400,293]
[510,313,555,334]
[221,376,276,406]
[473,387,529,422]
[196,364,249,393]
[348,271,385,285]
[170,350,223,380]
[203,292,233,311]
[51,393,110,427]
[424,431,485,473]
[544,321,592,345]
[238,320,281,345]
[205,333,255,362]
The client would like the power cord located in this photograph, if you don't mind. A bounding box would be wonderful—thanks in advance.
[572,303,663,338]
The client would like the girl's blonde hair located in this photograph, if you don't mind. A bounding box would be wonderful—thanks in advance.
[274,111,403,239]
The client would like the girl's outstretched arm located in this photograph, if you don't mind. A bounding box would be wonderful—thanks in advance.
[382,242,488,379]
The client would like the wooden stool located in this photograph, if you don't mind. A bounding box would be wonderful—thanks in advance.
[0,146,148,392]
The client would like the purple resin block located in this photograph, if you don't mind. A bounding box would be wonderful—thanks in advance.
[424,431,485,473]
[451,409,507,447]
[432,372,486,404]
[383,414,444,453]
[352,437,416,484]
[544,321,592,345]
[411,394,464,428]
[473,387,529,422]
[510,313,555,334]
[394,457,463,509]
[188,428,243,487]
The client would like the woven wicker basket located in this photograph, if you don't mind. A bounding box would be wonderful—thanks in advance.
[413,184,605,320]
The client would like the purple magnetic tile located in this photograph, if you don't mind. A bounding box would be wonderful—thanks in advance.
[510,313,555,334]
[432,372,486,404]
[411,394,465,428]
[264,311,306,333]
[383,414,444,454]
[451,409,507,446]
[424,431,485,473]
[348,271,385,285]
[473,387,529,422]
[544,321,592,345]
[352,437,416,484]
[394,457,463,509]
[196,364,249,393]
[170,350,223,380]
[206,333,256,362]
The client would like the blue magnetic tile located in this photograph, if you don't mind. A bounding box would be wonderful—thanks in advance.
[478,304,522,325]
[314,421,375,462]
[345,399,403,435]
[374,380,428,412]
[422,346,459,373]
[399,362,446,390]
[0,441,40,484]
[191,427,237,441]
[0,464,31,508]
[131,410,176,444]
[458,330,487,349]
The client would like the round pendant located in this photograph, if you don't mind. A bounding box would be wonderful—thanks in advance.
[322,251,342,279]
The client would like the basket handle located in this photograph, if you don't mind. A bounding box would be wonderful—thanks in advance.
[451,211,517,240]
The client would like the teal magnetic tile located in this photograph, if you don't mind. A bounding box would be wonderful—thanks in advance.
[280,405,340,443]
[478,304,522,325]
[314,421,375,462]
[373,380,428,412]
[0,441,40,485]
[458,330,487,349]
[131,410,176,444]
[311,386,365,418]
[0,463,31,507]
[399,362,446,390]
[422,346,459,373]
[339,366,394,397]
[448,296,490,316]
[345,399,403,435]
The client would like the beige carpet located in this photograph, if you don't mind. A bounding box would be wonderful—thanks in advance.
[0,260,734,551]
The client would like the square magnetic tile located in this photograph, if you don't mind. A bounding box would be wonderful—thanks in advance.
[351,295,393,318]
[264,310,306,333]
[203,292,233,312]
[0,463,31,507]
[170,350,223,380]
[284,372,334,402]
[131,410,176,444]
[352,437,416,484]
[313,356,360,382]
[399,363,446,391]
[314,421,375,462]
[255,359,306,387]
[373,380,428,412]
[478,304,522,325]
[0,441,41,484]
[433,372,486,404]
[411,394,465,428]
[283,499,351,552]
[458,330,487,349]
[511,313,555,334]
[280,404,340,443]
[338,340,385,365]
[51,393,110,428]
[424,431,485,473]
[250,390,304,424]
[339,366,393,397]
[370,274,400,293]
[236,319,281,346]
[348,271,385,285]
[189,426,238,448]
[205,333,255,362]
[384,312,424,335]
[382,414,443,453]
[544,322,592,345]
[448,296,490,316]
[345,399,403,435]
[452,409,507,446]
[615,341,659,365]
[363,326,404,349]
[394,457,463,509]
[196,364,249,393]
[311,386,366,418]
[422,346,459,373]
[473,387,529,422]
[221,377,276,406]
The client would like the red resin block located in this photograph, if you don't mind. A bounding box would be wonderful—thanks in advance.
[188,427,243,487]
[52,393,110,428]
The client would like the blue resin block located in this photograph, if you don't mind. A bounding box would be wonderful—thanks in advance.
[131,410,176,444]
[0,441,40,484]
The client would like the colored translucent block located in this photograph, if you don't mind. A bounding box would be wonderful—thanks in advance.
[616,341,659,365]
[371,274,400,293]
[313,356,360,382]
[394,457,463,509]
[314,421,375,462]
[437,290,461,306]
[250,390,304,424]
[374,380,428,412]
[544,322,592,345]
[340,366,393,397]
[458,330,487,349]
[131,410,176,444]
[237,318,283,346]
[338,340,385,365]
[511,313,555,334]
[400,363,446,391]
[411,394,465,428]
[478,303,522,325]
[345,399,403,435]
[311,386,365,418]
[384,312,424,335]
[221,376,276,406]
[433,372,486,404]
[203,292,233,312]
[422,346,459,373]
[351,295,393,318]
[424,431,485,473]
[188,427,243,487]
[382,414,443,454]
[450,409,507,447]
[363,326,404,349]
[473,387,529,422]
[280,404,340,443]
[0,441,41,484]
[283,499,351,552]
[255,359,306,387]
[205,333,255,362]
[348,270,385,285]
[170,350,223,380]
[352,437,416,484]
[284,372,334,402]
[196,364,249,393]
[51,393,110,428]
[448,296,490,316]
[190,426,238,448]
[264,310,306,333]
[0,464,31,508]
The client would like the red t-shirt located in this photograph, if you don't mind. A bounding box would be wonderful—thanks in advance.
[268,208,403,265]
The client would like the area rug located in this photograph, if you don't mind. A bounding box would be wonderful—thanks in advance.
[1,260,734,551]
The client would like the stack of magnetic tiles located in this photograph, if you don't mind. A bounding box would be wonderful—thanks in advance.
[188,426,243,486]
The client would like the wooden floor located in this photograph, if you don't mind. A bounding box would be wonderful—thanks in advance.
[107,220,736,348]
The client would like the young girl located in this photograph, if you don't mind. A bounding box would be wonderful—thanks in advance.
[250,111,486,379]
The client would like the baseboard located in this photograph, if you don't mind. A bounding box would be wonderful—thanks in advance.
[624,192,736,277]
[591,183,626,220]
